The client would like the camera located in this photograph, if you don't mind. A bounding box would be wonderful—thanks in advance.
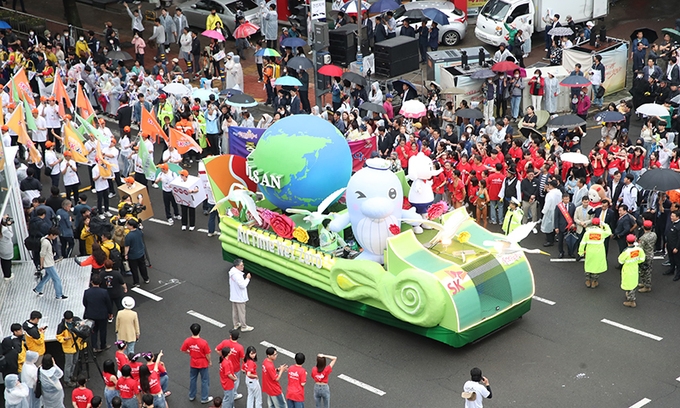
[1,216,13,226]
[72,319,94,339]
[119,203,146,218]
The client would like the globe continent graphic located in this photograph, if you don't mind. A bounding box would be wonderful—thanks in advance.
[248,115,352,210]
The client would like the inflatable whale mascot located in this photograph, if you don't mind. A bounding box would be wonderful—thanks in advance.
[408,152,443,234]
[329,158,416,264]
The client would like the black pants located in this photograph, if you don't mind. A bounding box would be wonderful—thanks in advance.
[60,237,74,258]
[65,183,79,203]
[419,42,428,62]
[134,172,148,187]
[495,98,507,118]
[557,230,567,255]
[163,191,179,219]
[90,318,108,350]
[96,190,109,214]
[545,231,555,245]
[266,39,277,49]
[48,127,62,151]
[256,63,263,81]
[616,237,627,254]
[86,165,95,189]
[50,173,60,188]
[128,256,148,284]
[1,258,11,278]
[12,0,25,12]
[181,205,196,227]
[300,90,310,113]
[112,297,123,311]
[207,133,220,156]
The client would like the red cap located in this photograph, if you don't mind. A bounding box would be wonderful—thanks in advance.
[191,105,200,111]
[643,220,653,228]
[40,96,47,102]
[7,103,15,109]
[159,94,167,99]
[158,163,169,171]
[1,125,8,131]
[64,151,72,157]
[31,108,38,114]
[592,218,600,226]
[626,234,636,243]
[45,141,54,148]
[124,177,135,184]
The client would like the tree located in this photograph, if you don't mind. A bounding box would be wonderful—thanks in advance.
[62,0,83,29]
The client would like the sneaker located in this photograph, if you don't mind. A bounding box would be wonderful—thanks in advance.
[240,325,254,332]
[33,289,44,297]
[168,218,174,225]
[108,317,113,323]
[201,397,214,404]
[207,232,214,237]
[174,215,182,220]
[233,323,241,329]
[152,183,159,189]
[105,212,112,217]
[203,210,209,216]
[532,228,538,234]
[57,295,68,300]
[235,393,243,400]
[189,226,195,231]
[189,397,196,402]
[108,193,116,199]
[182,225,187,231]
[91,189,96,194]
[144,279,150,284]
[133,283,141,288]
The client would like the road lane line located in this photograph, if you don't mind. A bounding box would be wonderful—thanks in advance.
[259,341,295,358]
[197,228,209,233]
[601,319,663,341]
[532,295,556,305]
[676,376,680,382]
[187,310,226,328]
[131,287,163,301]
[653,256,664,260]
[549,258,583,262]
[338,374,386,396]
[148,218,171,226]
[629,398,651,408]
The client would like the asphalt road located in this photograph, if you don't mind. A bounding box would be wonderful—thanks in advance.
[49,111,680,408]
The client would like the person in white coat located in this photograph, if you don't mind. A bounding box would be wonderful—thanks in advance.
[229,258,253,332]
[38,354,65,408]
[261,3,279,49]
[174,8,189,44]
[21,351,40,408]
[369,81,383,105]
[159,8,177,54]
[541,179,562,246]
[179,27,193,73]
[231,55,244,92]
[224,52,236,89]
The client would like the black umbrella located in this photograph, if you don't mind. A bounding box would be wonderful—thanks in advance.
[287,56,313,70]
[227,93,258,107]
[630,27,658,44]
[392,79,417,95]
[106,50,133,61]
[519,125,544,140]
[470,69,496,79]
[594,111,625,123]
[342,72,368,87]
[219,88,244,96]
[455,108,484,120]
[359,102,386,114]
[560,75,591,87]
[637,169,680,191]
[547,114,587,127]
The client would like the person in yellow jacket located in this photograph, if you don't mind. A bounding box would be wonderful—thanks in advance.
[22,311,46,365]
[618,234,646,308]
[578,217,611,289]
[75,35,91,62]
[206,7,224,31]
[55,310,87,386]
[502,198,524,235]
[157,94,175,125]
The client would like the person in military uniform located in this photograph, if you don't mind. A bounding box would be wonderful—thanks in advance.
[578,217,611,288]
[637,219,657,292]
[618,234,646,308]
[502,198,524,235]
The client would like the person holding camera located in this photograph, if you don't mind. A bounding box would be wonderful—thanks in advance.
[461,367,492,407]
[55,310,86,387]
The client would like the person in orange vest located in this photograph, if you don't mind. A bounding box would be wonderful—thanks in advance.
[175,114,194,167]
[263,57,276,106]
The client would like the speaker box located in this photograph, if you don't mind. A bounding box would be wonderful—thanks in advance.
[316,51,331,90]
[373,36,419,77]
[328,24,369,66]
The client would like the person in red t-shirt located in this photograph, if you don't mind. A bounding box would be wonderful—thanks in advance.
[286,353,308,408]
[214,328,245,401]
[449,170,466,209]
[114,341,130,373]
[218,347,237,408]
[102,359,118,407]
[243,346,262,408]
[139,350,166,408]
[180,323,213,404]
[487,163,506,224]
[432,162,447,203]
[72,375,94,408]
[262,347,288,408]
[312,353,338,408]
[116,364,139,407]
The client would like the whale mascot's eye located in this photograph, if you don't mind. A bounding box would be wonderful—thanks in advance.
[355,191,366,199]
[388,188,396,199]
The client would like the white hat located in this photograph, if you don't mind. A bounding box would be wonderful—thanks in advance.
[122,296,135,309]
[586,21,594,27]
[572,136,580,142]
[172,58,179,63]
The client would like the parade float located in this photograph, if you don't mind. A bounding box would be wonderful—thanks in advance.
[205,115,536,347]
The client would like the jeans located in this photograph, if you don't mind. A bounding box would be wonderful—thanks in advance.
[163,190,179,219]
[265,392,286,408]
[121,397,138,408]
[510,95,521,119]
[189,366,210,402]
[208,205,218,233]
[35,266,63,297]
[287,400,304,408]
[234,370,242,396]
[105,387,120,408]
[126,341,136,355]
[489,200,504,224]
[246,377,262,408]
[223,388,235,408]
[629,169,642,184]
[592,85,603,106]
[152,393,166,408]
[64,352,75,381]
[160,373,169,393]
[314,384,330,408]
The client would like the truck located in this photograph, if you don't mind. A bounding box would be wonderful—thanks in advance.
[474,0,609,47]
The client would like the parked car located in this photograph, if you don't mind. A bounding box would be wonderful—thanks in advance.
[393,1,467,46]
[183,0,261,37]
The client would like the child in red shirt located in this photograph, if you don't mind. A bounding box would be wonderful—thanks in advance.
[72,376,94,408]
[219,348,238,406]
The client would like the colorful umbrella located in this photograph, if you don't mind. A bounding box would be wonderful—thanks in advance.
[275,76,303,86]
[233,22,259,39]
[399,100,427,118]
[202,30,225,42]
[318,64,343,77]
[339,0,369,16]
[491,61,520,72]
[254,48,281,57]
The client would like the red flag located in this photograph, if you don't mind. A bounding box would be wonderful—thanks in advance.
[52,74,73,117]
[169,128,202,155]
[141,106,168,143]
[348,137,377,172]
[76,82,95,119]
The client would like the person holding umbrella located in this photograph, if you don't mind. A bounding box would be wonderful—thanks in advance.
[428,21,439,52]
[631,30,650,60]
[417,19,429,63]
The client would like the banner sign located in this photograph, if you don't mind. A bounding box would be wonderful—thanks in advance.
[348,137,376,172]
[228,126,266,158]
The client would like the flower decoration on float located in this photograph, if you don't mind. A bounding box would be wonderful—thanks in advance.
[269,213,295,239]
[427,202,449,220]
[292,226,309,244]
[457,231,471,244]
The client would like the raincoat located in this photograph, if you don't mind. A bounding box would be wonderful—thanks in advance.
[578,224,612,274]
[39,364,65,408]
[618,244,645,291]
[4,374,30,408]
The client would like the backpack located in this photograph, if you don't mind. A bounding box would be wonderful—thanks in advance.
[108,243,124,272]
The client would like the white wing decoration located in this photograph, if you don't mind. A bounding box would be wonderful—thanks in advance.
[285,187,346,228]
[213,183,262,225]
[506,219,542,243]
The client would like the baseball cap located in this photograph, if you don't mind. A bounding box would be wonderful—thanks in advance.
[180,169,189,177]
[64,151,72,157]
[643,220,653,228]
[626,234,636,243]
[45,141,54,148]
[592,218,600,226]
[158,163,169,171]
[124,177,135,184]
[123,126,131,132]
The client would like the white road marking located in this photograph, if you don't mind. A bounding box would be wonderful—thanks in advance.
[549,258,583,262]
[653,256,665,260]
[629,398,651,408]
[187,310,226,328]
[131,287,163,301]
[197,228,209,233]
[108,207,119,213]
[338,374,386,396]
[148,218,172,226]
[601,319,663,342]
[532,295,556,305]
[676,376,680,382]
[259,341,295,358]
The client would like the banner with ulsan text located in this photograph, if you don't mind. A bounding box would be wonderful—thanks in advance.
[228,127,266,158]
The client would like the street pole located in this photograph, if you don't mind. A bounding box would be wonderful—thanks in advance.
[356,0,363,74]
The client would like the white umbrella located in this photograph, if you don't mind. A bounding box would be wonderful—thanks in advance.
[163,83,190,95]
[560,152,589,165]
[192,88,217,101]
[636,103,669,117]
[399,100,427,119]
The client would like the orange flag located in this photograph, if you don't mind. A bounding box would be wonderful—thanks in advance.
[141,106,168,143]
[6,104,30,146]
[170,128,203,155]
[76,82,95,119]
[12,68,35,107]
[26,144,42,165]
[63,124,89,164]
[52,74,73,117]
[95,141,113,178]
[0,92,4,127]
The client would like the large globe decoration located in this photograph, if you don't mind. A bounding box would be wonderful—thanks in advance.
[246,115,352,210]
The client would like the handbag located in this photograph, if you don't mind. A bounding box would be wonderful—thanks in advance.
[34,368,42,398]
[596,86,606,98]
